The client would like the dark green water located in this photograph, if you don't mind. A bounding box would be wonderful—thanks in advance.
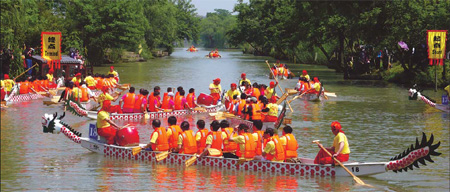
[1,48,448,191]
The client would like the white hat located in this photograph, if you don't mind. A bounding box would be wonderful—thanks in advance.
[168,92,174,97]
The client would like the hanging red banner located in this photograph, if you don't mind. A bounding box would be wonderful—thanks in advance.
[41,32,62,70]
[427,30,447,66]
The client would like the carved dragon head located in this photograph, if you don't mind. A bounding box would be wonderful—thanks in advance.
[42,112,65,134]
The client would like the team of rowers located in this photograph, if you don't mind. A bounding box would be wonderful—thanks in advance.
[187,45,198,52]
[271,60,294,79]
[207,49,221,58]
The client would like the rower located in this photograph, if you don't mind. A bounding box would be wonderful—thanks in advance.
[300,70,310,81]
[174,89,189,110]
[220,120,238,159]
[72,73,82,87]
[46,68,54,82]
[72,81,96,102]
[236,94,247,117]
[198,120,224,158]
[304,77,322,96]
[225,83,240,110]
[148,86,161,108]
[209,78,222,105]
[296,77,309,94]
[252,120,264,157]
[252,83,261,100]
[97,86,122,113]
[229,123,257,160]
[108,66,119,83]
[261,128,286,162]
[195,120,209,154]
[133,89,148,113]
[177,121,197,154]
[261,97,278,122]
[161,92,175,110]
[175,86,183,100]
[167,116,182,152]
[119,87,136,113]
[59,81,74,102]
[141,119,169,152]
[3,74,15,95]
[148,91,161,112]
[279,126,298,161]
[186,88,197,108]
[96,100,122,145]
[264,81,278,103]
[314,121,350,165]
[84,73,97,90]
[239,73,251,87]
[243,97,262,123]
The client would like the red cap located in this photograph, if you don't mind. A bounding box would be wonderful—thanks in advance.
[313,77,319,83]
[213,78,221,83]
[75,73,81,77]
[231,83,237,88]
[302,70,307,75]
[241,73,246,78]
[48,69,54,73]
[270,81,275,88]
[4,74,9,79]
[110,66,114,69]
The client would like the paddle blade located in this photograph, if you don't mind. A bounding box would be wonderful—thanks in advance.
[156,151,170,162]
[207,148,222,156]
[132,147,142,156]
[185,154,197,167]
[236,159,248,166]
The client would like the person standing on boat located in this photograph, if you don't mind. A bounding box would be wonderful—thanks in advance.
[119,87,136,113]
[195,120,209,154]
[279,126,298,161]
[260,128,286,162]
[141,119,169,152]
[229,123,257,160]
[239,73,251,88]
[209,78,222,105]
[314,121,350,164]
[177,121,197,154]
[198,120,224,158]
[108,66,119,83]
[167,116,182,152]
[96,100,122,145]
[264,81,278,103]
[220,120,238,158]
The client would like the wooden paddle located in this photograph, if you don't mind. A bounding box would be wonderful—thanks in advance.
[265,60,293,112]
[236,158,250,166]
[13,63,38,81]
[132,147,142,156]
[288,91,307,104]
[312,140,371,187]
[156,151,171,162]
[185,153,198,167]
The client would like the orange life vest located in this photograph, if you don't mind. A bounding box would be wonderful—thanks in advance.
[168,125,182,150]
[196,129,209,154]
[34,81,42,92]
[96,78,104,90]
[251,103,262,120]
[186,93,195,108]
[208,131,223,156]
[151,127,169,151]
[161,93,173,109]
[80,87,89,102]
[222,127,238,153]
[265,136,286,161]
[255,130,264,156]
[237,100,246,115]
[134,94,145,111]
[147,94,158,112]
[252,88,261,99]
[19,81,30,94]
[123,93,136,109]
[174,95,185,110]
[236,133,256,159]
[180,130,197,154]
[284,134,298,159]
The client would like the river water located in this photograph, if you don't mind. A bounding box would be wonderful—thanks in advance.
[1,48,448,191]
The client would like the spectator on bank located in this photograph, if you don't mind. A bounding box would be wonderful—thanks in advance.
[1,47,14,76]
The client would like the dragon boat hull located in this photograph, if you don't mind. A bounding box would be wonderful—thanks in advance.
[5,93,45,105]
[42,112,441,178]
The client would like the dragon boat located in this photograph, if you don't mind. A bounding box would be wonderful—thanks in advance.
[42,112,441,177]
[409,88,450,113]
[65,93,225,120]
[3,85,47,105]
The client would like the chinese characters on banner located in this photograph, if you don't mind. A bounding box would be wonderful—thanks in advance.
[427,30,447,66]
[41,32,62,70]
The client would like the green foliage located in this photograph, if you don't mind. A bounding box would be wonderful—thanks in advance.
[199,9,236,48]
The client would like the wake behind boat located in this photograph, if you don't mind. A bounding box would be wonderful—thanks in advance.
[42,112,441,177]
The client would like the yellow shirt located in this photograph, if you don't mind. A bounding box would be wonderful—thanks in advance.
[279,136,287,146]
[98,93,114,107]
[263,140,283,162]
[166,128,173,138]
[266,103,278,117]
[1,80,4,88]
[72,87,81,98]
[72,77,81,84]
[313,82,321,92]
[97,111,110,128]
[150,131,159,144]
[205,132,227,145]
[264,87,276,98]
[84,76,97,87]
[300,74,310,81]
[3,79,15,92]
[231,134,258,155]
[195,131,202,141]
[209,83,222,94]
[226,89,240,99]
[333,132,350,154]
[445,85,450,95]
[108,70,119,77]
[239,79,251,86]
[46,74,54,82]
